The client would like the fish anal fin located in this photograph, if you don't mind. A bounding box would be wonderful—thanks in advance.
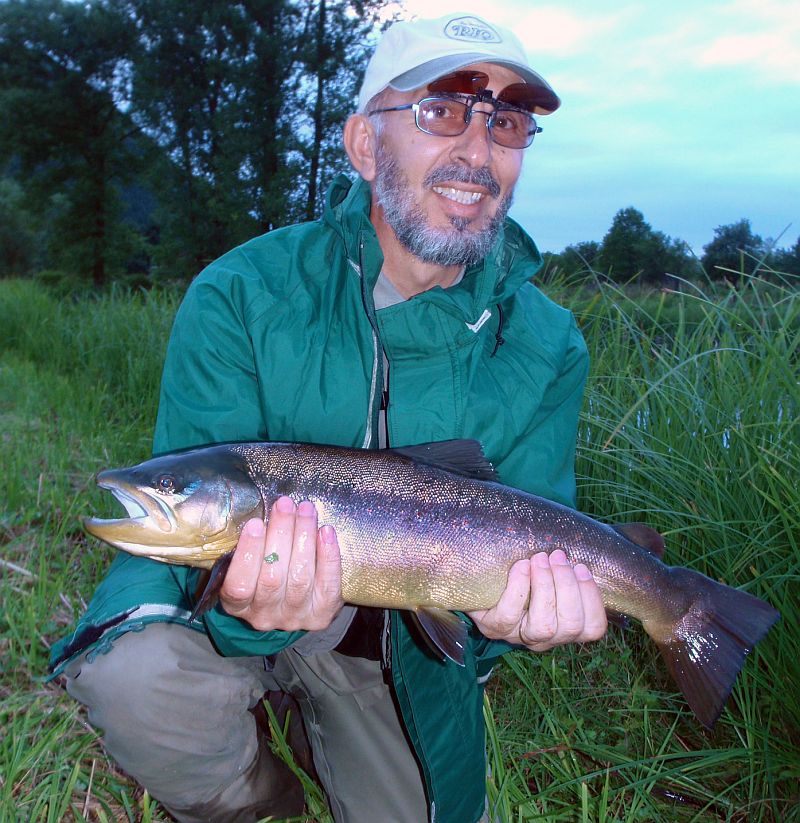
[613,523,665,558]
[390,440,498,482]
[190,552,234,622]
[412,607,467,667]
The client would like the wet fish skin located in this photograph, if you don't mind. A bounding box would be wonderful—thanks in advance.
[84,439,779,728]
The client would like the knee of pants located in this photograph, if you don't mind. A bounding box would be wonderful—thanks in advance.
[64,622,266,743]
[63,623,297,810]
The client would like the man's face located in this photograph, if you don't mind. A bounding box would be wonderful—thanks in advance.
[371,63,526,267]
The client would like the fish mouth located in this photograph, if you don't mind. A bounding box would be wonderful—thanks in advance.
[84,476,179,545]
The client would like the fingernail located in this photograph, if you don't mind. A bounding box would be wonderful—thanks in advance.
[320,525,336,544]
[533,552,550,568]
[574,563,593,581]
[244,519,265,537]
[550,550,569,565]
[276,496,295,514]
[298,500,315,517]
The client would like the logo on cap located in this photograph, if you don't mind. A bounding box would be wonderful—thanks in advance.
[444,16,502,44]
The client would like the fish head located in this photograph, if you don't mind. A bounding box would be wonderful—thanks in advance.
[83,446,264,568]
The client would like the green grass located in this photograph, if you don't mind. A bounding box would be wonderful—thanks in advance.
[1,274,798,821]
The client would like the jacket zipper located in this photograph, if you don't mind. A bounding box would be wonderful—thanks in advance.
[350,235,384,450]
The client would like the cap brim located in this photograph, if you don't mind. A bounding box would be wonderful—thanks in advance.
[389,54,560,114]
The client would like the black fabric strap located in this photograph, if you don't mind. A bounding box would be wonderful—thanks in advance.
[334,606,384,661]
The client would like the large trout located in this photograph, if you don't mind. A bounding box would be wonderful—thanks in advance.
[83,439,778,728]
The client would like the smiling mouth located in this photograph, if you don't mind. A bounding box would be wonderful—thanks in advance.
[432,186,485,205]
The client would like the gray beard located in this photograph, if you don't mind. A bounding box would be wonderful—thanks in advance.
[373,144,513,268]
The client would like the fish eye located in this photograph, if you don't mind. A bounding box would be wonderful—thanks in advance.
[156,474,176,494]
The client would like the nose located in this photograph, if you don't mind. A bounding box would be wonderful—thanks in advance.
[449,105,493,168]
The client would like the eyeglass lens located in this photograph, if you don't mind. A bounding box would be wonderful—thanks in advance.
[416,98,536,149]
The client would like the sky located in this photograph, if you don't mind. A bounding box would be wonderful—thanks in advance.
[382,0,800,254]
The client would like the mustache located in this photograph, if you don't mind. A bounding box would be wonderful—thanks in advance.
[424,164,501,199]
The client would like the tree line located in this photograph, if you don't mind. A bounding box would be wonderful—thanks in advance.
[1,0,798,290]
[544,207,800,287]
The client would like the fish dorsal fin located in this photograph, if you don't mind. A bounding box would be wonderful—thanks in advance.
[412,607,467,667]
[390,440,498,482]
[612,523,665,558]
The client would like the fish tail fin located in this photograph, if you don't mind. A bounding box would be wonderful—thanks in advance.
[651,568,779,729]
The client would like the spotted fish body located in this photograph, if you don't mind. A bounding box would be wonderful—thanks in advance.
[84,439,779,728]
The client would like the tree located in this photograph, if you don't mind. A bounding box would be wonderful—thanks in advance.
[112,0,265,276]
[0,0,142,286]
[598,207,695,284]
[296,0,387,221]
[543,241,601,281]
[768,237,800,277]
[701,219,765,284]
[236,0,309,233]
[0,177,36,276]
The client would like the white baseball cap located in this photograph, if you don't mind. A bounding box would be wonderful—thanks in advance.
[358,13,560,114]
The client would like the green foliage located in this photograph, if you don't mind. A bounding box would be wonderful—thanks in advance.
[1,276,798,820]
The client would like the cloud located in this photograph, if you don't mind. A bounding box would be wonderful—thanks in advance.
[511,7,624,55]
[694,0,800,83]
[698,32,800,82]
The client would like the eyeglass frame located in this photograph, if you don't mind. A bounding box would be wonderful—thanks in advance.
[367,87,543,149]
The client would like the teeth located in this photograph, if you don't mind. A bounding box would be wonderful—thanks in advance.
[433,186,484,205]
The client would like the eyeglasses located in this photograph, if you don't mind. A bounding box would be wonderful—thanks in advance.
[367,70,553,150]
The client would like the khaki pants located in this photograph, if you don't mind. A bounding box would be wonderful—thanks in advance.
[65,622,430,823]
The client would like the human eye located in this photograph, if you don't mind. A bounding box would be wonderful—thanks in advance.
[424,98,463,120]
[493,109,530,134]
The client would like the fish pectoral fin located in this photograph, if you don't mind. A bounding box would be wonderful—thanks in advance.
[612,523,665,558]
[390,440,498,482]
[190,551,234,622]
[412,607,467,667]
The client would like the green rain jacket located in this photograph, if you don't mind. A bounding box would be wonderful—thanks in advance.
[51,175,588,823]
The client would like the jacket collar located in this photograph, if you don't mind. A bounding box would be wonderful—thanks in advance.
[324,174,544,319]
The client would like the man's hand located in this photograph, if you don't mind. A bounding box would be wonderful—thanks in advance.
[219,496,344,632]
[468,550,607,651]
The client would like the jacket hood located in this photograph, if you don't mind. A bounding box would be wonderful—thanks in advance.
[323,174,544,317]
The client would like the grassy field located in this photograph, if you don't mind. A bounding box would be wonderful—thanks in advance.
[1,274,798,821]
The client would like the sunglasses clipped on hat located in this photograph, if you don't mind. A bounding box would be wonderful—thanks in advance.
[368,70,550,150]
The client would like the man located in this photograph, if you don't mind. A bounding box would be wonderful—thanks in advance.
[51,12,607,823]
